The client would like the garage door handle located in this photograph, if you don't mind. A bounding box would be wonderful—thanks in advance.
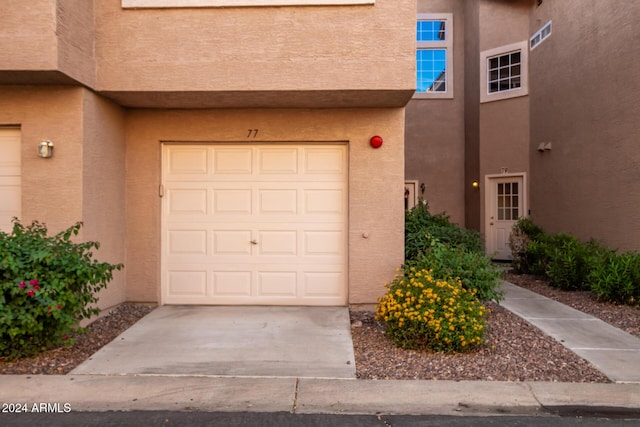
[250,240,258,245]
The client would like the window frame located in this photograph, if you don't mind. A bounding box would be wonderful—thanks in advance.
[122,0,374,7]
[530,20,552,50]
[480,41,528,103]
[414,13,453,100]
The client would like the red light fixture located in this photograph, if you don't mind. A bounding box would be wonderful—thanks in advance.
[370,135,383,149]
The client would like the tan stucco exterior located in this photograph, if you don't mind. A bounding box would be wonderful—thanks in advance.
[528,0,640,251]
[1,2,414,309]
[409,0,639,255]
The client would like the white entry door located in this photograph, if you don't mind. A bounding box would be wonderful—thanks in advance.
[0,128,21,232]
[486,175,525,260]
[161,143,348,306]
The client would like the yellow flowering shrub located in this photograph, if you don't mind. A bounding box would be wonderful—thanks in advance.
[375,267,488,352]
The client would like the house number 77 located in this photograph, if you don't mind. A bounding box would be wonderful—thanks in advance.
[247,129,259,138]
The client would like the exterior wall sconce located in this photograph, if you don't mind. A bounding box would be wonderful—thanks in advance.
[38,140,54,158]
[537,142,552,153]
[472,181,480,190]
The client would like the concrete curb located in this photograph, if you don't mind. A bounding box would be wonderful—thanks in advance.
[2,375,639,416]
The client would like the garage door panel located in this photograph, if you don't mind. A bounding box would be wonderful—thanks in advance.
[304,231,344,256]
[258,147,298,174]
[168,189,208,214]
[213,271,252,296]
[257,272,297,297]
[214,230,252,255]
[304,272,344,297]
[168,270,207,296]
[257,230,297,255]
[214,147,253,174]
[167,147,208,175]
[214,189,252,214]
[258,189,297,215]
[303,147,345,175]
[304,189,344,215]
[168,230,207,255]
[163,143,347,305]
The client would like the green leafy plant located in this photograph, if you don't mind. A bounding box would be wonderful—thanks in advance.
[376,267,487,352]
[588,251,640,305]
[545,235,594,291]
[0,220,123,359]
[405,202,483,260]
[406,236,503,302]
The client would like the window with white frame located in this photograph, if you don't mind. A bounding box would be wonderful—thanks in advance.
[488,50,521,93]
[414,13,453,99]
[480,41,528,103]
[530,21,552,50]
[122,0,373,7]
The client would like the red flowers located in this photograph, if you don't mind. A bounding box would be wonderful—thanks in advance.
[19,278,41,297]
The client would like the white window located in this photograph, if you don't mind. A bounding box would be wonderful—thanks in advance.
[530,21,552,50]
[480,41,528,103]
[414,13,453,99]
[123,0,373,7]
[488,51,521,94]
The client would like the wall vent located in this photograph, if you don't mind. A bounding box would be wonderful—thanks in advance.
[530,20,552,50]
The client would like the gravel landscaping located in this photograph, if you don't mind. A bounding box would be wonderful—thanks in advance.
[1,272,638,381]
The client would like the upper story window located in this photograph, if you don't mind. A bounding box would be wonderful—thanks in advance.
[414,13,453,99]
[488,51,521,93]
[122,0,374,7]
[480,41,528,103]
[530,21,552,50]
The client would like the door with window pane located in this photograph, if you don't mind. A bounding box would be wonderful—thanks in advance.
[487,176,524,260]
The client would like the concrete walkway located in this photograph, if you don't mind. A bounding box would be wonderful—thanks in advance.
[500,282,640,383]
[70,306,356,379]
[2,281,640,416]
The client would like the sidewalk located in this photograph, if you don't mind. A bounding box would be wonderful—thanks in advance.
[500,282,640,383]
[1,281,639,416]
[2,375,640,415]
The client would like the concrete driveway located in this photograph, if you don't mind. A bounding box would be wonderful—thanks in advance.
[71,306,356,379]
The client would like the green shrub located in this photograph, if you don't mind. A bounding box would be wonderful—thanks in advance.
[545,235,594,291]
[509,217,545,274]
[405,203,483,260]
[0,220,123,359]
[588,251,640,305]
[406,236,502,302]
[375,267,487,352]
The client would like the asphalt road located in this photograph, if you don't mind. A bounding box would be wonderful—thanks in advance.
[1,411,639,426]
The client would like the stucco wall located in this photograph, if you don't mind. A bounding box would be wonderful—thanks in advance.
[124,108,405,305]
[94,1,415,94]
[529,0,640,251]
[56,0,96,87]
[81,91,127,309]
[0,87,84,232]
[477,0,530,237]
[0,87,127,310]
[0,1,58,72]
[405,0,466,225]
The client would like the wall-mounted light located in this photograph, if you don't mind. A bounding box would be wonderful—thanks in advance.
[537,142,552,153]
[420,182,426,194]
[38,140,54,158]
[472,181,480,190]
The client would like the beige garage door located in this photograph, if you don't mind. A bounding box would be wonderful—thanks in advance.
[161,143,348,305]
[0,128,21,232]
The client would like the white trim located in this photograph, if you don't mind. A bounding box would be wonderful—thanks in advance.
[404,180,419,210]
[530,20,552,50]
[484,172,528,259]
[123,0,374,7]
[414,13,454,100]
[480,41,528,103]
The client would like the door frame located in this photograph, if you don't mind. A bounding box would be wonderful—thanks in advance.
[484,172,527,259]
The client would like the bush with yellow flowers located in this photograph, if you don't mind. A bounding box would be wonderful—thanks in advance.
[375,267,488,352]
